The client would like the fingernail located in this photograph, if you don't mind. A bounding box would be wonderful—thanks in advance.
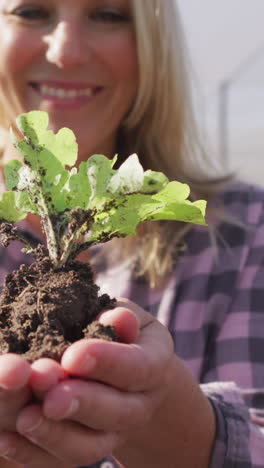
[64,398,80,418]
[0,382,25,391]
[62,347,96,374]
[99,309,117,324]
[18,414,43,435]
[0,384,13,391]
[80,354,96,373]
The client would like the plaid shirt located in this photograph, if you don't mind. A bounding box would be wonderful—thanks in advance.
[0,181,263,468]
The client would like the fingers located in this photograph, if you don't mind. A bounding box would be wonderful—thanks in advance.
[16,404,119,467]
[29,304,139,392]
[0,354,32,431]
[98,305,140,344]
[0,431,73,468]
[61,316,173,392]
[0,354,31,390]
[30,359,67,399]
[31,299,171,395]
[29,301,143,397]
[43,379,152,432]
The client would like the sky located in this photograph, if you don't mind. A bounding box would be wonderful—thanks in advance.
[177,0,264,91]
[176,0,264,184]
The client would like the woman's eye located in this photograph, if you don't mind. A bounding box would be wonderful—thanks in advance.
[12,6,49,21]
[91,9,129,24]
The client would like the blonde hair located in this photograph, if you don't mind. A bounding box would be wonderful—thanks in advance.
[103,0,230,287]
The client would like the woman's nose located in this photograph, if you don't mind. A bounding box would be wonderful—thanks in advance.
[43,22,90,68]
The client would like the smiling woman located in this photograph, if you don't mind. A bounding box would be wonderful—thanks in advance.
[0,0,138,164]
[0,1,262,468]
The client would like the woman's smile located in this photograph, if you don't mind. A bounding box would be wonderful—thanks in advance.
[29,80,104,109]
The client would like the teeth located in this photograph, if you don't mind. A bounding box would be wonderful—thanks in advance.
[39,85,93,98]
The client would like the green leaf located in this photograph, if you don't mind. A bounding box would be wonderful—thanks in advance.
[107,153,144,195]
[140,182,207,225]
[0,192,27,222]
[84,153,169,212]
[89,184,207,244]
[14,191,38,214]
[68,162,92,209]
[89,195,144,240]
[16,111,49,146]
[142,169,168,193]
[152,181,191,202]
[86,154,117,208]
[12,111,77,214]
[4,160,23,190]
[16,111,78,167]
[140,200,207,225]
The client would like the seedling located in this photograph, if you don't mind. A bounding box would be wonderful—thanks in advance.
[0,111,207,361]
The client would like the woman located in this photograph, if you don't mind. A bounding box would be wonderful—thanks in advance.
[0,1,262,467]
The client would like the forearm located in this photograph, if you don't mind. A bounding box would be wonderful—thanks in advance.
[115,355,216,468]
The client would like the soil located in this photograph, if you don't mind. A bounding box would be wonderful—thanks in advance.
[0,252,117,362]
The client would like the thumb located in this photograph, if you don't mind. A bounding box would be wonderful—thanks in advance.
[98,300,141,344]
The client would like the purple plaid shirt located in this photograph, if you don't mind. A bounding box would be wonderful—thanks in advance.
[0,181,264,468]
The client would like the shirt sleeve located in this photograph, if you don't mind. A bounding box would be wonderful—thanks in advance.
[202,382,264,468]
[199,202,264,467]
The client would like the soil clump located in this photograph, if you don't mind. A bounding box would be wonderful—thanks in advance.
[0,253,117,362]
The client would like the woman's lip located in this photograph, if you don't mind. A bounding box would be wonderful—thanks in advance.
[29,81,104,109]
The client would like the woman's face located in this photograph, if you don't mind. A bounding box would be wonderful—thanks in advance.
[0,0,138,161]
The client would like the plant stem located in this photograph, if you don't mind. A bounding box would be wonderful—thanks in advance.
[58,224,91,266]
[57,209,95,267]
[57,233,79,266]
[37,192,60,264]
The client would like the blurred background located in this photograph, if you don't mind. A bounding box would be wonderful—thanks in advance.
[177,0,264,185]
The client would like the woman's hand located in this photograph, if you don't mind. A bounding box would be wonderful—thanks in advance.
[0,299,216,468]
